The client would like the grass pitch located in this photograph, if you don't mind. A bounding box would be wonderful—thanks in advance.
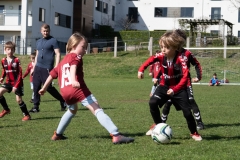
[0,52,239,159]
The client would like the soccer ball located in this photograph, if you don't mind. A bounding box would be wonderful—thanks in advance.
[151,123,173,144]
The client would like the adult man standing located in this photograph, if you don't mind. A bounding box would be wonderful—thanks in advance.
[29,23,66,112]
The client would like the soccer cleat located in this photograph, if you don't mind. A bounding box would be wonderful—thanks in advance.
[22,115,31,121]
[110,133,134,144]
[0,109,10,118]
[146,123,156,136]
[51,131,67,141]
[29,107,40,113]
[60,102,67,111]
[197,122,205,130]
[191,132,202,141]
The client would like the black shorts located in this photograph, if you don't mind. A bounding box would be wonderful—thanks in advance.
[1,83,24,96]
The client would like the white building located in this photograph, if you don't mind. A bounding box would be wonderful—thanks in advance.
[113,0,240,37]
[1,0,240,54]
[0,0,94,55]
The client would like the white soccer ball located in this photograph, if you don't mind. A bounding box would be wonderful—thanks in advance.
[151,123,173,144]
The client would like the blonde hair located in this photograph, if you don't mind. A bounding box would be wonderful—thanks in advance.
[4,41,16,52]
[66,32,87,53]
[41,23,50,30]
[159,31,185,51]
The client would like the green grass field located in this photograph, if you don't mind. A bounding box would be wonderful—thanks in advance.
[0,52,240,159]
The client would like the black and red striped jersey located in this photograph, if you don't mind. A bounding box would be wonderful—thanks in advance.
[139,52,189,94]
[1,56,23,88]
[180,48,202,81]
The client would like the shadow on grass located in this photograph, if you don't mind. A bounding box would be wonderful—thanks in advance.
[41,99,58,102]
[203,135,240,140]
[0,124,22,128]
[205,122,240,128]
[118,52,130,57]
[78,107,115,111]
[31,116,62,120]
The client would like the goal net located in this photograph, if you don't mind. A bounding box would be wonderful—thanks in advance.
[186,47,240,85]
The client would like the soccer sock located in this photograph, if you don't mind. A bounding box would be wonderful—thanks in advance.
[161,114,168,123]
[94,109,119,135]
[56,109,75,135]
[19,101,30,115]
[0,96,9,110]
[194,112,202,123]
[31,92,34,100]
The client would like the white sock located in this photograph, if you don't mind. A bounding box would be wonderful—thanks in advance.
[56,109,75,134]
[95,109,119,135]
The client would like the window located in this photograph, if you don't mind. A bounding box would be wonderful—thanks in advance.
[55,12,71,28]
[128,7,138,23]
[96,0,102,12]
[181,7,194,17]
[39,8,45,22]
[82,17,85,31]
[0,35,4,44]
[0,5,4,25]
[112,6,115,21]
[238,8,240,22]
[0,5,4,13]
[58,41,67,53]
[211,30,219,36]
[211,7,221,19]
[103,3,108,14]
[238,31,240,37]
[154,7,167,17]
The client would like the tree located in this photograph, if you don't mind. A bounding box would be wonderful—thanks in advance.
[116,16,135,31]
[229,0,240,8]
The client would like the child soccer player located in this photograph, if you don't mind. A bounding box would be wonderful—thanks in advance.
[138,31,202,141]
[149,50,161,96]
[160,29,205,130]
[0,41,31,121]
[38,32,134,144]
[209,73,220,86]
[22,51,36,103]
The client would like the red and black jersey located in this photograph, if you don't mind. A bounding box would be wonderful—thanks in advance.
[22,62,34,82]
[149,53,163,78]
[1,56,23,88]
[139,52,189,94]
[180,48,202,81]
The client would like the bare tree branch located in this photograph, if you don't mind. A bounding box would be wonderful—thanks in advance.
[116,16,135,31]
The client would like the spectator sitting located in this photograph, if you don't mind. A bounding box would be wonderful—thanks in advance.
[209,73,220,86]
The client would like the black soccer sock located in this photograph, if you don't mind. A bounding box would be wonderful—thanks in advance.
[190,99,203,123]
[19,101,30,115]
[0,96,10,110]
[161,101,172,122]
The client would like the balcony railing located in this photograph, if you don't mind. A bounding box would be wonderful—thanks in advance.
[210,14,222,20]
[0,9,21,26]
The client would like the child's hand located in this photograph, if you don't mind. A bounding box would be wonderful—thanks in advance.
[149,73,152,76]
[138,72,144,79]
[167,89,174,96]
[12,87,17,93]
[0,78,3,84]
[192,77,199,82]
[72,81,80,88]
[153,78,158,84]
[39,88,46,95]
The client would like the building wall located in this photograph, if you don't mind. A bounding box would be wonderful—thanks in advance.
[93,0,116,31]
[80,0,94,37]
[114,0,240,37]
